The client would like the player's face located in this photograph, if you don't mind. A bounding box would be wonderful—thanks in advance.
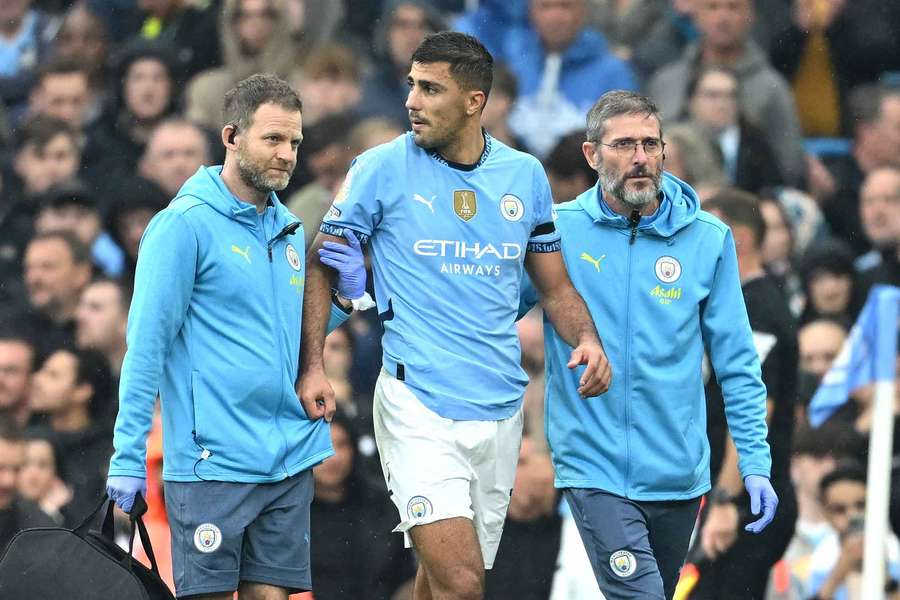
[233,102,303,194]
[406,61,470,150]
[590,113,664,209]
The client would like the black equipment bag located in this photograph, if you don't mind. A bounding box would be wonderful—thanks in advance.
[0,493,174,600]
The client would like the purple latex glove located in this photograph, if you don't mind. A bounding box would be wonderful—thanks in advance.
[106,475,146,513]
[744,474,778,533]
[319,229,366,299]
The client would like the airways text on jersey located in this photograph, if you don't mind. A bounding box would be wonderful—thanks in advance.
[413,239,523,277]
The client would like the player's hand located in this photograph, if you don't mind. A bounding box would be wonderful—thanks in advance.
[567,340,611,397]
[744,475,778,533]
[299,367,336,422]
[319,230,366,300]
[701,502,739,559]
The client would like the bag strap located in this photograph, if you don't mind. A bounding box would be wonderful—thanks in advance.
[73,493,111,537]
[123,493,161,576]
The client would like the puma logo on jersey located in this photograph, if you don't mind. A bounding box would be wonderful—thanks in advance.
[413,193,435,214]
[580,252,606,272]
[231,245,251,264]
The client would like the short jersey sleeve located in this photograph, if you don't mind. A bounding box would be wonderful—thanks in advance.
[319,152,384,244]
[527,162,561,253]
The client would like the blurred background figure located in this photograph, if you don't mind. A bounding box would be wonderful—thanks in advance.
[18,431,71,524]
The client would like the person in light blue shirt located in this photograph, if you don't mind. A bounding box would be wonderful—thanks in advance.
[520,90,778,599]
[105,74,368,600]
[300,32,611,600]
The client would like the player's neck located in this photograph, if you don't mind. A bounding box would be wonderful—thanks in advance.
[437,123,485,166]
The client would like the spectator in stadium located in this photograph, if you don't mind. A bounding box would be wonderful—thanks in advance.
[0,0,59,125]
[820,85,900,255]
[18,232,93,353]
[293,43,363,128]
[33,179,125,278]
[485,435,561,600]
[10,116,82,207]
[684,64,784,194]
[185,0,297,131]
[104,179,169,283]
[696,190,798,600]
[588,0,668,62]
[770,0,900,137]
[856,166,900,293]
[0,419,54,554]
[303,32,608,600]
[517,311,548,454]
[18,431,71,525]
[543,130,597,203]
[659,122,727,195]
[82,39,180,198]
[497,0,637,157]
[76,278,128,380]
[105,74,368,599]
[799,242,860,327]
[286,113,358,247]
[806,464,900,599]
[125,0,220,77]
[647,0,806,187]
[322,326,355,420]
[480,63,524,150]
[358,0,444,126]
[137,118,212,198]
[798,319,847,413]
[53,2,111,108]
[28,346,113,525]
[0,331,37,429]
[310,412,415,600]
[520,91,775,599]
[26,57,94,128]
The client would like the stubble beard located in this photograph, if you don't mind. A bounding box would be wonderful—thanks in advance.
[599,162,662,209]
[237,148,290,193]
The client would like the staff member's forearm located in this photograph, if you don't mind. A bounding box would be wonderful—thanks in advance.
[300,234,337,373]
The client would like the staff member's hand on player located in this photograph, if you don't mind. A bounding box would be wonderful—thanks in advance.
[299,369,336,422]
[568,339,611,397]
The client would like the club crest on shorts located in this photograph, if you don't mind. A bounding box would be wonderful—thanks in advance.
[609,550,637,578]
[500,194,524,222]
[193,523,222,553]
[407,496,433,520]
[654,255,681,283]
[453,190,477,222]
[285,243,301,271]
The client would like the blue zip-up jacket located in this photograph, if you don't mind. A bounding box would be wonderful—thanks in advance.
[109,166,349,482]
[523,173,771,500]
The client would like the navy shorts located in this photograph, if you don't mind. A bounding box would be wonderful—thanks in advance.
[564,488,701,600]
[164,470,314,598]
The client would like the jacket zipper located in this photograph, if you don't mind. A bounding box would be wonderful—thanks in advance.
[268,222,301,262]
[623,211,640,492]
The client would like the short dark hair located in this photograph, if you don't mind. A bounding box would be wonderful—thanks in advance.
[545,130,596,181]
[411,31,494,98]
[45,346,113,419]
[685,64,739,101]
[14,115,82,154]
[847,84,900,131]
[586,91,662,143]
[28,230,92,266]
[35,55,87,86]
[819,462,867,500]
[222,73,303,134]
[704,188,766,248]
[87,276,133,313]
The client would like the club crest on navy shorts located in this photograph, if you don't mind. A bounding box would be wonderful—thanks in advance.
[193,523,222,553]
[407,496,433,519]
[610,549,637,578]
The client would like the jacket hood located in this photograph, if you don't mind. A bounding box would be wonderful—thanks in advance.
[574,171,699,238]
[220,0,296,79]
[177,166,296,229]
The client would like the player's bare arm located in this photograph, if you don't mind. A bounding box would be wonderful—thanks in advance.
[298,231,345,422]
[525,250,611,397]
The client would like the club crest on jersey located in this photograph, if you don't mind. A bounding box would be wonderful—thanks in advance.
[655,255,681,283]
[500,194,524,222]
[285,244,302,271]
[407,496,433,520]
[193,523,222,553]
[610,550,637,578]
[453,190,477,222]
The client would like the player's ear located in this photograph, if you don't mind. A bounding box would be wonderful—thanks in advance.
[469,90,487,116]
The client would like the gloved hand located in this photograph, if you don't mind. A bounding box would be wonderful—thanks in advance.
[106,475,147,514]
[319,229,366,300]
[744,474,778,533]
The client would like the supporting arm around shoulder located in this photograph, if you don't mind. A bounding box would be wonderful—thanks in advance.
[525,250,610,397]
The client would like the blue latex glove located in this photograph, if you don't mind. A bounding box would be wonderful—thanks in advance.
[744,475,778,533]
[106,475,147,514]
[319,229,366,299]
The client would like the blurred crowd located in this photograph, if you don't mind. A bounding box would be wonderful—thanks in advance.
[0,0,899,598]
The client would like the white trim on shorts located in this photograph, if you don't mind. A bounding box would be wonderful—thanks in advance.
[373,368,524,569]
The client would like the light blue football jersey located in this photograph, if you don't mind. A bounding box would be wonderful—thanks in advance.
[321,132,560,420]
